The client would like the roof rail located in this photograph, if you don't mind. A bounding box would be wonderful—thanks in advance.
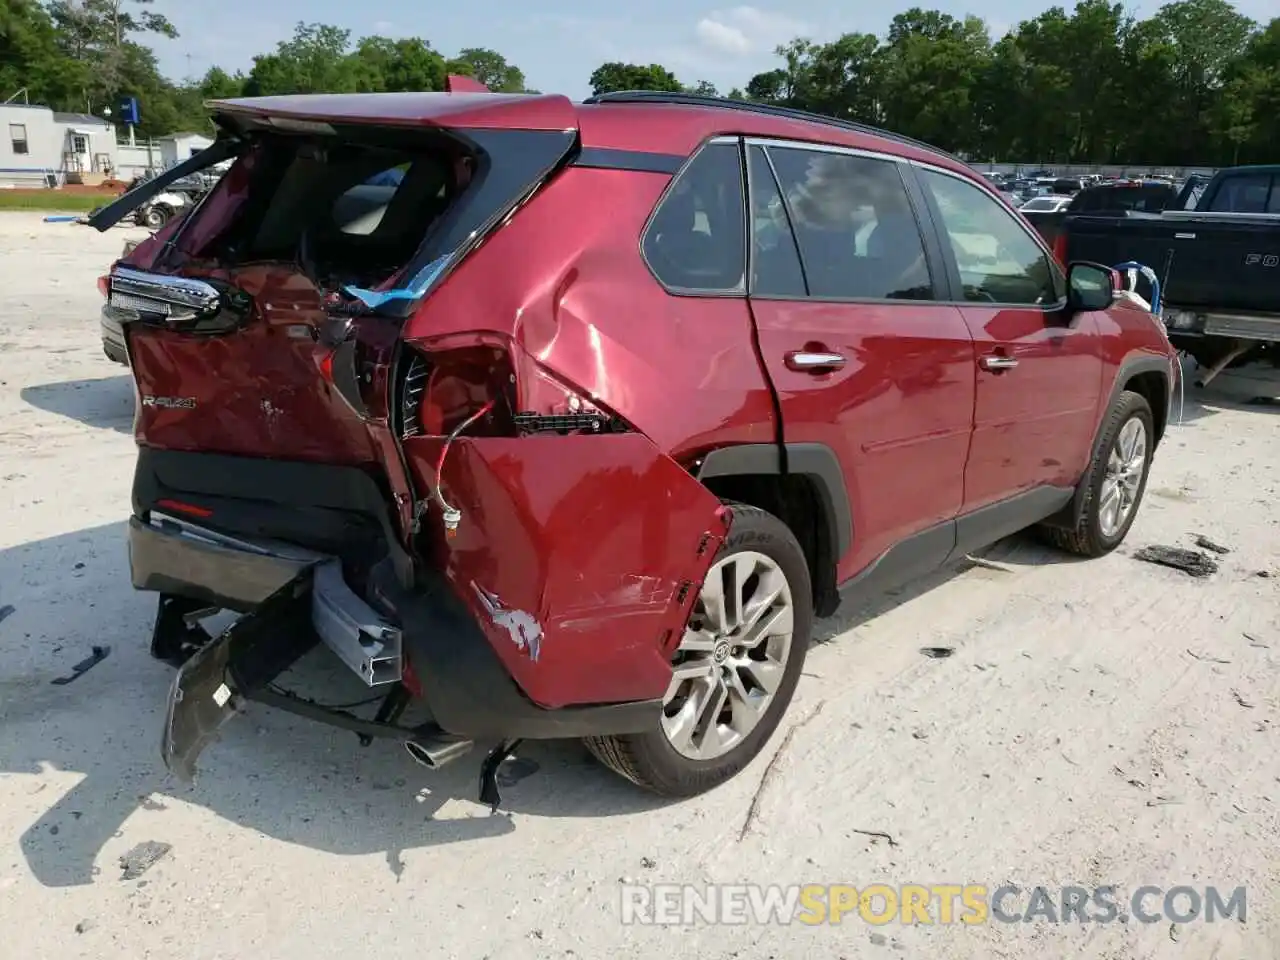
[582,90,959,162]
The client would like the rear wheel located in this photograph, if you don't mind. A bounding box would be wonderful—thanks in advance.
[584,504,812,797]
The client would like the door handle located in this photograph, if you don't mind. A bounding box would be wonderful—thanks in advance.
[786,351,847,372]
[979,354,1018,371]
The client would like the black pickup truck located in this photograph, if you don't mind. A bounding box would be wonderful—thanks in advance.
[1050,165,1280,384]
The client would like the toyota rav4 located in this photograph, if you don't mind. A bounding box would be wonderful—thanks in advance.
[92,84,1178,806]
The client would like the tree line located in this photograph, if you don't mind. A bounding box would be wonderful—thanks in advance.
[1,0,1276,166]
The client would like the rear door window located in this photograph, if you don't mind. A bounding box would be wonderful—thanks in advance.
[765,146,933,301]
[642,141,746,294]
[746,145,806,297]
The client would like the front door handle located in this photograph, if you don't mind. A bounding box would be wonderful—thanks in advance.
[979,354,1018,371]
[786,351,847,372]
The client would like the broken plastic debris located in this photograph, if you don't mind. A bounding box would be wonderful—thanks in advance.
[51,645,111,685]
[118,841,172,880]
[1192,535,1230,555]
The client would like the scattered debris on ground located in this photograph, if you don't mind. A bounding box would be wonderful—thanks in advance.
[0,604,14,626]
[74,919,93,934]
[1186,649,1231,664]
[1231,690,1255,709]
[1193,535,1231,555]
[965,555,1017,573]
[919,647,955,659]
[50,645,110,685]
[1132,545,1219,577]
[118,841,172,880]
[851,828,898,847]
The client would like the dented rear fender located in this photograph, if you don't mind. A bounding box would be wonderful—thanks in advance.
[401,432,728,708]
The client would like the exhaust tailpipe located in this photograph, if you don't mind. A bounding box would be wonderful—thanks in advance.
[404,732,474,769]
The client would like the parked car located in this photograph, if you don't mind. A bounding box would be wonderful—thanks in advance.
[1051,164,1280,383]
[1019,195,1073,213]
[89,87,1178,804]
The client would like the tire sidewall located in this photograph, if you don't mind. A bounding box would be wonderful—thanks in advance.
[1087,394,1154,550]
[627,507,813,792]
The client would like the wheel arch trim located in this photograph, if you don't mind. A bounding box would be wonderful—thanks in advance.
[694,442,852,560]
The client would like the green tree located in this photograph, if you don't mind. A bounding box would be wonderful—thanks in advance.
[352,36,447,92]
[683,80,720,96]
[0,0,89,110]
[243,22,361,96]
[449,47,525,91]
[588,62,682,95]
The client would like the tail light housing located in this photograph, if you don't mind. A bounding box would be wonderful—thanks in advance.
[395,337,629,441]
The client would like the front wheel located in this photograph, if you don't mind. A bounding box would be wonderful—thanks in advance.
[584,504,812,797]
[142,205,170,229]
[1041,389,1154,557]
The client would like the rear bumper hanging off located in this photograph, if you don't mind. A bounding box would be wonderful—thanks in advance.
[131,513,665,783]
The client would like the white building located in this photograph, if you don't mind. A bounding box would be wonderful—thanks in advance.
[116,131,216,180]
[0,103,117,187]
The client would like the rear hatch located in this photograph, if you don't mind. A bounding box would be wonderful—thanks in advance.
[101,91,578,530]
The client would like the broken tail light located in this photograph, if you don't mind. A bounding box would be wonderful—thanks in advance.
[396,339,630,441]
[398,344,515,440]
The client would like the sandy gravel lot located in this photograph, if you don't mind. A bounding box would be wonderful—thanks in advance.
[0,211,1277,959]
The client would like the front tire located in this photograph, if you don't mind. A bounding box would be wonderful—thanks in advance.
[584,504,812,797]
[1042,389,1154,557]
[142,205,170,229]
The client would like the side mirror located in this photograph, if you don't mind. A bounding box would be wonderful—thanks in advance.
[1066,261,1114,312]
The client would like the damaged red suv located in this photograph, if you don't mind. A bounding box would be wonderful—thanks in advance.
[93,85,1177,806]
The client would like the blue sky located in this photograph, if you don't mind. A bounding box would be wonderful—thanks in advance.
[145,0,1274,100]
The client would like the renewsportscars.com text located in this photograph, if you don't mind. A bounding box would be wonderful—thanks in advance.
[619,883,1247,926]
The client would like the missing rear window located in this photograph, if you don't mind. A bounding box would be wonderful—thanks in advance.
[188,132,471,291]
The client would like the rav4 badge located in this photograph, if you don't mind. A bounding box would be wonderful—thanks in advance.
[140,396,197,409]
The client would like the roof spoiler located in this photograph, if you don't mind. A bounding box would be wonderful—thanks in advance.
[445,75,490,94]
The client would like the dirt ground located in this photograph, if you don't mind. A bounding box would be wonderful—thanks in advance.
[0,211,1277,959]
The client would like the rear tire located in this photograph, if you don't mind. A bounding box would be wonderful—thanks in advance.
[584,503,812,797]
[1041,390,1153,558]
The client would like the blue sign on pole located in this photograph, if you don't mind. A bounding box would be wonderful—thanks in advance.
[119,97,140,126]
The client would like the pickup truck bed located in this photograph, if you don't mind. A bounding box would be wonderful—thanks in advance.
[1059,211,1280,316]
[1052,165,1280,378]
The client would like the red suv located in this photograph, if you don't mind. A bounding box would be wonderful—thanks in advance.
[93,87,1177,806]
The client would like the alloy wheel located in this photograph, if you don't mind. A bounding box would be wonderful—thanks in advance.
[661,550,795,761]
[1099,416,1147,538]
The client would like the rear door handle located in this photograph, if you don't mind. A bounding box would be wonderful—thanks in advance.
[979,354,1018,371]
[786,351,847,372]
